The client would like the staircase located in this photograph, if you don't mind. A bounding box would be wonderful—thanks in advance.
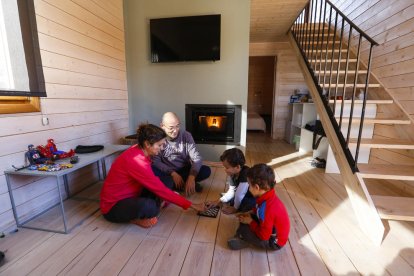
[289,0,414,245]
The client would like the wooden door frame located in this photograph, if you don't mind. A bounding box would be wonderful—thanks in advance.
[271,55,278,139]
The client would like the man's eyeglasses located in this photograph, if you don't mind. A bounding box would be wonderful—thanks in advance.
[164,124,180,131]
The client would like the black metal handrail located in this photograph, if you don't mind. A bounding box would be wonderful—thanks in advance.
[290,0,378,173]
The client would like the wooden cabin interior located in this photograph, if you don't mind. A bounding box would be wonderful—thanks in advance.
[1,0,414,275]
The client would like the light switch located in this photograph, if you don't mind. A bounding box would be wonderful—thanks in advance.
[42,117,49,126]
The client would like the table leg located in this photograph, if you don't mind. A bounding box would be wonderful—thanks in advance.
[5,174,20,227]
[97,161,102,180]
[63,175,70,198]
[101,158,107,179]
[56,176,69,233]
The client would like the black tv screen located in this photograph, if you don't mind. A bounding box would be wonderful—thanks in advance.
[150,14,221,63]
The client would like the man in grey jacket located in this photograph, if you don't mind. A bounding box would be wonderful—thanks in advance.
[152,112,211,196]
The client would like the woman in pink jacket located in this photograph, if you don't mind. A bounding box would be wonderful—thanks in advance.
[100,124,205,228]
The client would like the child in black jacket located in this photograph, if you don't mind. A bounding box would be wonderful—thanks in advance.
[207,148,255,214]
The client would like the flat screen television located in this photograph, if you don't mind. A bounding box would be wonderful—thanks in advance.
[150,14,221,63]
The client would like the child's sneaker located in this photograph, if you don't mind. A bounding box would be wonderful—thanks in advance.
[227,237,249,250]
[130,217,158,228]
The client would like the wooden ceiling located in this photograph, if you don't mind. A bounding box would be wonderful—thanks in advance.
[250,0,308,42]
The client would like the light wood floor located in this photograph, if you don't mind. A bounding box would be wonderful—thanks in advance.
[1,132,414,275]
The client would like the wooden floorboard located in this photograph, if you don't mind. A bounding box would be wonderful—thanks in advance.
[0,132,414,275]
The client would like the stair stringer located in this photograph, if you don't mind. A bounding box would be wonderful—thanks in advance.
[288,32,385,246]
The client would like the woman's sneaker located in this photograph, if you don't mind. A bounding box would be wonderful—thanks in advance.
[130,217,158,228]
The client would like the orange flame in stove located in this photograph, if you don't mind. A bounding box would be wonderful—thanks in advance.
[199,116,224,129]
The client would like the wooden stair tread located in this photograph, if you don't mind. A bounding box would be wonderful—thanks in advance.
[349,138,414,149]
[357,164,414,180]
[329,99,393,104]
[307,41,341,44]
[371,195,414,221]
[327,83,380,88]
[300,33,338,37]
[338,118,410,125]
[296,25,329,29]
[316,70,367,74]
[310,59,357,62]
[311,49,348,53]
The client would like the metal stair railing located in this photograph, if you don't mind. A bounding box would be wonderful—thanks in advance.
[290,0,378,172]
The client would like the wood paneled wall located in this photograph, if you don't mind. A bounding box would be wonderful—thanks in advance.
[330,0,414,166]
[250,40,307,139]
[0,0,128,232]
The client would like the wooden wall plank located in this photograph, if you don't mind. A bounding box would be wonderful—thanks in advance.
[374,59,414,79]
[72,0,124,32]
[43,67,127,90]
[41,51,126,82]
[38,33,125,71]
[41,99,128,114]
[40,0,124,41]
[45,83,127,99]
[0,109,128,137]
[36,15,125,61]
[0,120,128,157]
[35,0,124,51]
[93,0,123,21]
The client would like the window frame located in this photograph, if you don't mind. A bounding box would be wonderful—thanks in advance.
[0,0,46,114]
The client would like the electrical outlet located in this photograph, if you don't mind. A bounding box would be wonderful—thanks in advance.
[42,117,49,126]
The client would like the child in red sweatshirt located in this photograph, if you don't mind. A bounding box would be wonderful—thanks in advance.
[228,163,290,250]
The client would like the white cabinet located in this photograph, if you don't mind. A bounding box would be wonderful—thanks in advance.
[285,102,329,159]
[286,103,317,153]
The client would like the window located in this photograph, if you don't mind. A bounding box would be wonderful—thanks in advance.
[0,0,46,114]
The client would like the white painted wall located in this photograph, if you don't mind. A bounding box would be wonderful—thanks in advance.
[124,0,250,161]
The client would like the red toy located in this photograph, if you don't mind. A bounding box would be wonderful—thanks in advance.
[37,139,75,160]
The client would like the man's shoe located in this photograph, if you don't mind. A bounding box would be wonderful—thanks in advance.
[130,217,158,228]
[227,237,249,250]
[195,182,203,193]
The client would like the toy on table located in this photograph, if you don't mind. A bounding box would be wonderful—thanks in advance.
[37,139,75,160]
[70,156,79,164]
[197,206,220,218]
[25,144,49,165]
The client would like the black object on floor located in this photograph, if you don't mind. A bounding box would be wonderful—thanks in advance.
[198,206,220,218]
[195,182,203,193]
[0,251,5,266]
[311,157,326,168]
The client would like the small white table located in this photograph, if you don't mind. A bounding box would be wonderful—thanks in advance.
[4,144,129,234]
